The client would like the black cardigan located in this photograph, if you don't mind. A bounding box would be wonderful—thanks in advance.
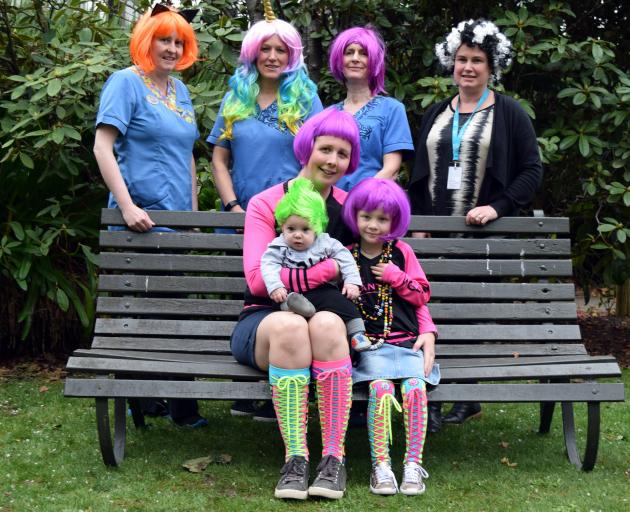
[408,92,543,217]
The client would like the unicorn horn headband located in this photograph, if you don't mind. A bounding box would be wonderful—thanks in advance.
[263,0,276,22]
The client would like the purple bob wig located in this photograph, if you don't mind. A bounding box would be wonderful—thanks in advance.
[239,18,304,73]
[328,26,386,95]
[342,178,411,241]
[293,107,361,175]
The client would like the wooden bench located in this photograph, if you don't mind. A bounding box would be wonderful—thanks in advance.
[64,209,625,470]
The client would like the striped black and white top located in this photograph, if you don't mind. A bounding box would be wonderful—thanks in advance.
[426,104,494,216]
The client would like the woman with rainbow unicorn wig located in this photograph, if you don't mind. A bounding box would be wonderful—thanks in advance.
[206,1,323,214]
[328,26,414,191]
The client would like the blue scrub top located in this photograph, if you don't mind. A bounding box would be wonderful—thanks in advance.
[335,95,414,191]
[96,67,199,212]
[207,93,323,209]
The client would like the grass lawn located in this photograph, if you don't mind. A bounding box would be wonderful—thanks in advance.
[1,371,628,512]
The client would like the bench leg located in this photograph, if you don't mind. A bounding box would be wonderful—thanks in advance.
[561,401,600,471]
[538,402,555,434]
[96,397,127,467]
[127,399,147,429]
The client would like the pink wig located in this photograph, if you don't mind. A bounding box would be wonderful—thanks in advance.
[328,26,386,95]
[342,178,411,241]
[293,107,361,175]
[239,19,304,73]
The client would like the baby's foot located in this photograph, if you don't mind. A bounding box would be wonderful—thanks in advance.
[351,333,372,352]
[285,292,316,318]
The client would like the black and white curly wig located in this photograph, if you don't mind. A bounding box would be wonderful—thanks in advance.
[435,19,513,82]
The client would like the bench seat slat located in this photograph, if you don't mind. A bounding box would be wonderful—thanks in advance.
[65,379,623,403]
[71,348,615,369]
[98,276,575,300]
[66,356,620,381]
[97,297,578,320]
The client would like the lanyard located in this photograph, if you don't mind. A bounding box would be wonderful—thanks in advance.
[451,88,489,162]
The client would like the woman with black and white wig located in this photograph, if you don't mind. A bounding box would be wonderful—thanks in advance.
[407,19,543,430]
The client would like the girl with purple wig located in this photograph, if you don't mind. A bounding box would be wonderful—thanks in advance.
[342,178,440,495]
[328,26,414,191]
[207,11,323,213]
[232,108,360,500]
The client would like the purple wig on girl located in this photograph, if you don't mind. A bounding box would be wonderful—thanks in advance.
[239,18,304,73]
[293,107,361,175]
[342,178,411,241]
[328,26,386,95]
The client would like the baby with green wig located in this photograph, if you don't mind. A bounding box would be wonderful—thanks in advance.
[261,178,372,352]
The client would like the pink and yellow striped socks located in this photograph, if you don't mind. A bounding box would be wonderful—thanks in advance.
[368,379,401,465]
[312,356,353,460]
[401,377,428,465]
[269,364,310,461]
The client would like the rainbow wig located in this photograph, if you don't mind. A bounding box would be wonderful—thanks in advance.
[342,178,411,241]
[328,26,386,95]
[219,19,318,140]
[293,107,361,175]
[275,177,328,235]
[129,8,198,73]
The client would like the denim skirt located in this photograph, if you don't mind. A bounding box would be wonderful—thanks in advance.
[352,343,441,385]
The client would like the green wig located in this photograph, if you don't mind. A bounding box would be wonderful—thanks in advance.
[275,178,328,235]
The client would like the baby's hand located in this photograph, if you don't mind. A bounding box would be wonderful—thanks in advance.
[370,262,390,282]
[270,287,288,303]
[343,283,360,300]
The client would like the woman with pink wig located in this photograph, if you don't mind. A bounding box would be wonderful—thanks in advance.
[207,8,323,214]
[231,108,359,500]
[328,26,414,191]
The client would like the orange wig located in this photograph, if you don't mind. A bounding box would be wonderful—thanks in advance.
[129,9,198,73]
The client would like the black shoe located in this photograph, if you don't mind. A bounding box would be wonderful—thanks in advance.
[230,400,257,417]
[428,402,442,433]
[442,402,482,424]
[308,455,346,499]
[275,456,309,500]
[252,400,277,423]
[172,414,209,428]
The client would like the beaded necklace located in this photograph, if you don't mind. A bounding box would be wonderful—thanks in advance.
[132,66,195,124]
[352,240,394,350]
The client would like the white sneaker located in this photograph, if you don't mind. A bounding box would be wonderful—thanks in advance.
[369,462,398,495]
[400,462,429,495]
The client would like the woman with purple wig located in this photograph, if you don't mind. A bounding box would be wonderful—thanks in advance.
[328,26,414,191]
[207,3,323,213]
[231,107,359,500]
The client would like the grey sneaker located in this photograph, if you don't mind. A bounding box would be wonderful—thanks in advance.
[308,455,346,499]
[370,461,398,495]
[274,456,309,500]
[399,462,428,496]
[284,292,316,318]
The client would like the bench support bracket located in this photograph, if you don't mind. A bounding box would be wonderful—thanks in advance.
[96,397,127,467]
[561,401,600,471]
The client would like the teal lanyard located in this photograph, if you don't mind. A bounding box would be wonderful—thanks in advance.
[451,89,490,162]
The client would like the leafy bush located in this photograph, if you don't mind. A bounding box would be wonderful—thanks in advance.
[1,1,628,355]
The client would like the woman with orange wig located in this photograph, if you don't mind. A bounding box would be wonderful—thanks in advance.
[93,3,206,427]
[94,3,200,232]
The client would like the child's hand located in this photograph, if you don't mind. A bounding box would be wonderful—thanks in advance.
[370,262,392,282]
[412,332,436,378]
[270,287,288,303]
[343,283,360,300]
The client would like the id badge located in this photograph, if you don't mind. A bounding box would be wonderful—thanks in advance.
[447,163,462,190]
